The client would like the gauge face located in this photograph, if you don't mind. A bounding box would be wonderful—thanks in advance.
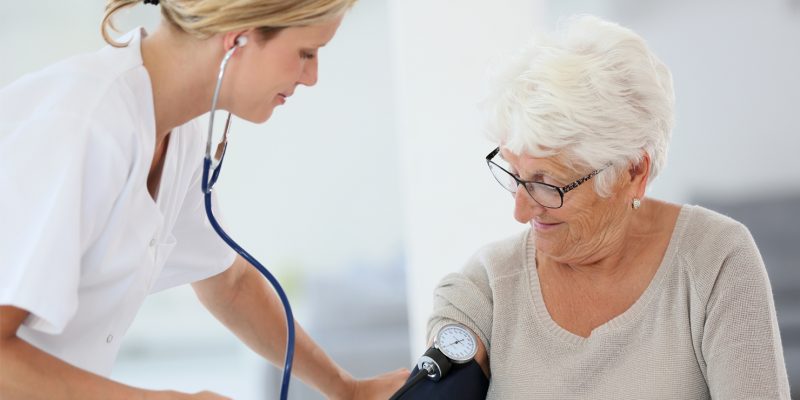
[435,324,478,363]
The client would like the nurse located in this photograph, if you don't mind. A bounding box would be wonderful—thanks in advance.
[0,0,407,399]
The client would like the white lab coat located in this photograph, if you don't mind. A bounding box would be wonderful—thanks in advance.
[0,28,236,376]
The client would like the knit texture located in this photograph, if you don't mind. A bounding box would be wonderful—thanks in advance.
[428,205,791,399]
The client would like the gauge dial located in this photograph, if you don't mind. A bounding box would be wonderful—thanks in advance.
[434,324,478,363]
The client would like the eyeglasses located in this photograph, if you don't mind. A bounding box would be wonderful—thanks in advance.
[485,147,604,209]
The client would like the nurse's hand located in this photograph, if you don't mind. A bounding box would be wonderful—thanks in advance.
[337,368,409,400]
[185,391,231,400]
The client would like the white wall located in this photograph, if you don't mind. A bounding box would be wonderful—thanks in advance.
[215,0,403,276]
[388,0,547,358]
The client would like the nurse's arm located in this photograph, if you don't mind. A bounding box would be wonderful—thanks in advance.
[0,305,227,399]
[192,255,408,400]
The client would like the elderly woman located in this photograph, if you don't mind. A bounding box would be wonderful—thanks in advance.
[426,16,791,399]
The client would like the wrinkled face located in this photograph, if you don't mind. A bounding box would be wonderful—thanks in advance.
[500,148,630,264]
[223,15,343,122]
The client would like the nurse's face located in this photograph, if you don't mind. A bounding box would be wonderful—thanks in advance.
[224,16,343,123]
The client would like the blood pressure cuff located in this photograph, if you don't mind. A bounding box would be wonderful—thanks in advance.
[392,360,489,400]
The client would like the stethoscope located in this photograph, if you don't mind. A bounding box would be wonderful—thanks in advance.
[201,35,296,400]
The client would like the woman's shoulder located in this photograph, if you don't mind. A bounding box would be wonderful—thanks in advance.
[678,204,753,248]
[671,204,762,295]
[468,228,531,280]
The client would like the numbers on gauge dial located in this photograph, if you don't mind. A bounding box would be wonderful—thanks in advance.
[436,325,477,362]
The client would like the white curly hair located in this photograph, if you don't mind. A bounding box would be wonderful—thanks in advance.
[484,15,675,196]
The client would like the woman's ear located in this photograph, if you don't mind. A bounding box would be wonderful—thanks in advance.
[628,152,651,198]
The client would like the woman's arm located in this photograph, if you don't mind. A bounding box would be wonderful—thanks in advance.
[426,252,496,380]
[191,255,408,400]
[702,226,791,399]
[0,306,227,400]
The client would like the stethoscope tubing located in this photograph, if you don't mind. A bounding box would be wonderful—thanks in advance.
[202,181,296,400]
[201,42,296,400]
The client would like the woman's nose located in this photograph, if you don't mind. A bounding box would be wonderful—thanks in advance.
[513,185,543,223]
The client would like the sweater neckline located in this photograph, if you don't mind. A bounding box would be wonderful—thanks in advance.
[525,204,693,345]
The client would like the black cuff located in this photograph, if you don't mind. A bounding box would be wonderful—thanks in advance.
[393,359,489,400]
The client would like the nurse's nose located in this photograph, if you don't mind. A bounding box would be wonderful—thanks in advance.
[298,57,318,87]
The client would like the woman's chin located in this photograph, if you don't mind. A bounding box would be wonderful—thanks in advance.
[532,235,561,257]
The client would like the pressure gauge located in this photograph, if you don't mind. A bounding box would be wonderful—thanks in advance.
[433,323,478,364]
[394,324,481,398]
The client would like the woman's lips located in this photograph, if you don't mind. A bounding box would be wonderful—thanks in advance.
[533,220,562,231]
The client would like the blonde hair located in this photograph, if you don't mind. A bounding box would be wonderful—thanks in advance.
[102,0,356,47]
[484,15,675,196]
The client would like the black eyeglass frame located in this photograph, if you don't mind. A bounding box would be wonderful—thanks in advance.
[485,147,604,209]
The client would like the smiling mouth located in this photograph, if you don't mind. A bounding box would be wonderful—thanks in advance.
[533,220,562,231]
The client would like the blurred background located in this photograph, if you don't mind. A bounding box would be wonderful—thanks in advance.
[1,0,798,398]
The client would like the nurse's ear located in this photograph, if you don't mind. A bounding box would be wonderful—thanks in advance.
[222,30,251,52]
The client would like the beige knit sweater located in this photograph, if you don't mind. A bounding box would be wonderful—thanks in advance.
[428,205,791,399]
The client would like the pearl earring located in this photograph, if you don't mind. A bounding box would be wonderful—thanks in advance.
[632,198,641,210]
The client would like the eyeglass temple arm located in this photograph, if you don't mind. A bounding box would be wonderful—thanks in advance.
[486,147,500,161]
[561,168,602,194]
